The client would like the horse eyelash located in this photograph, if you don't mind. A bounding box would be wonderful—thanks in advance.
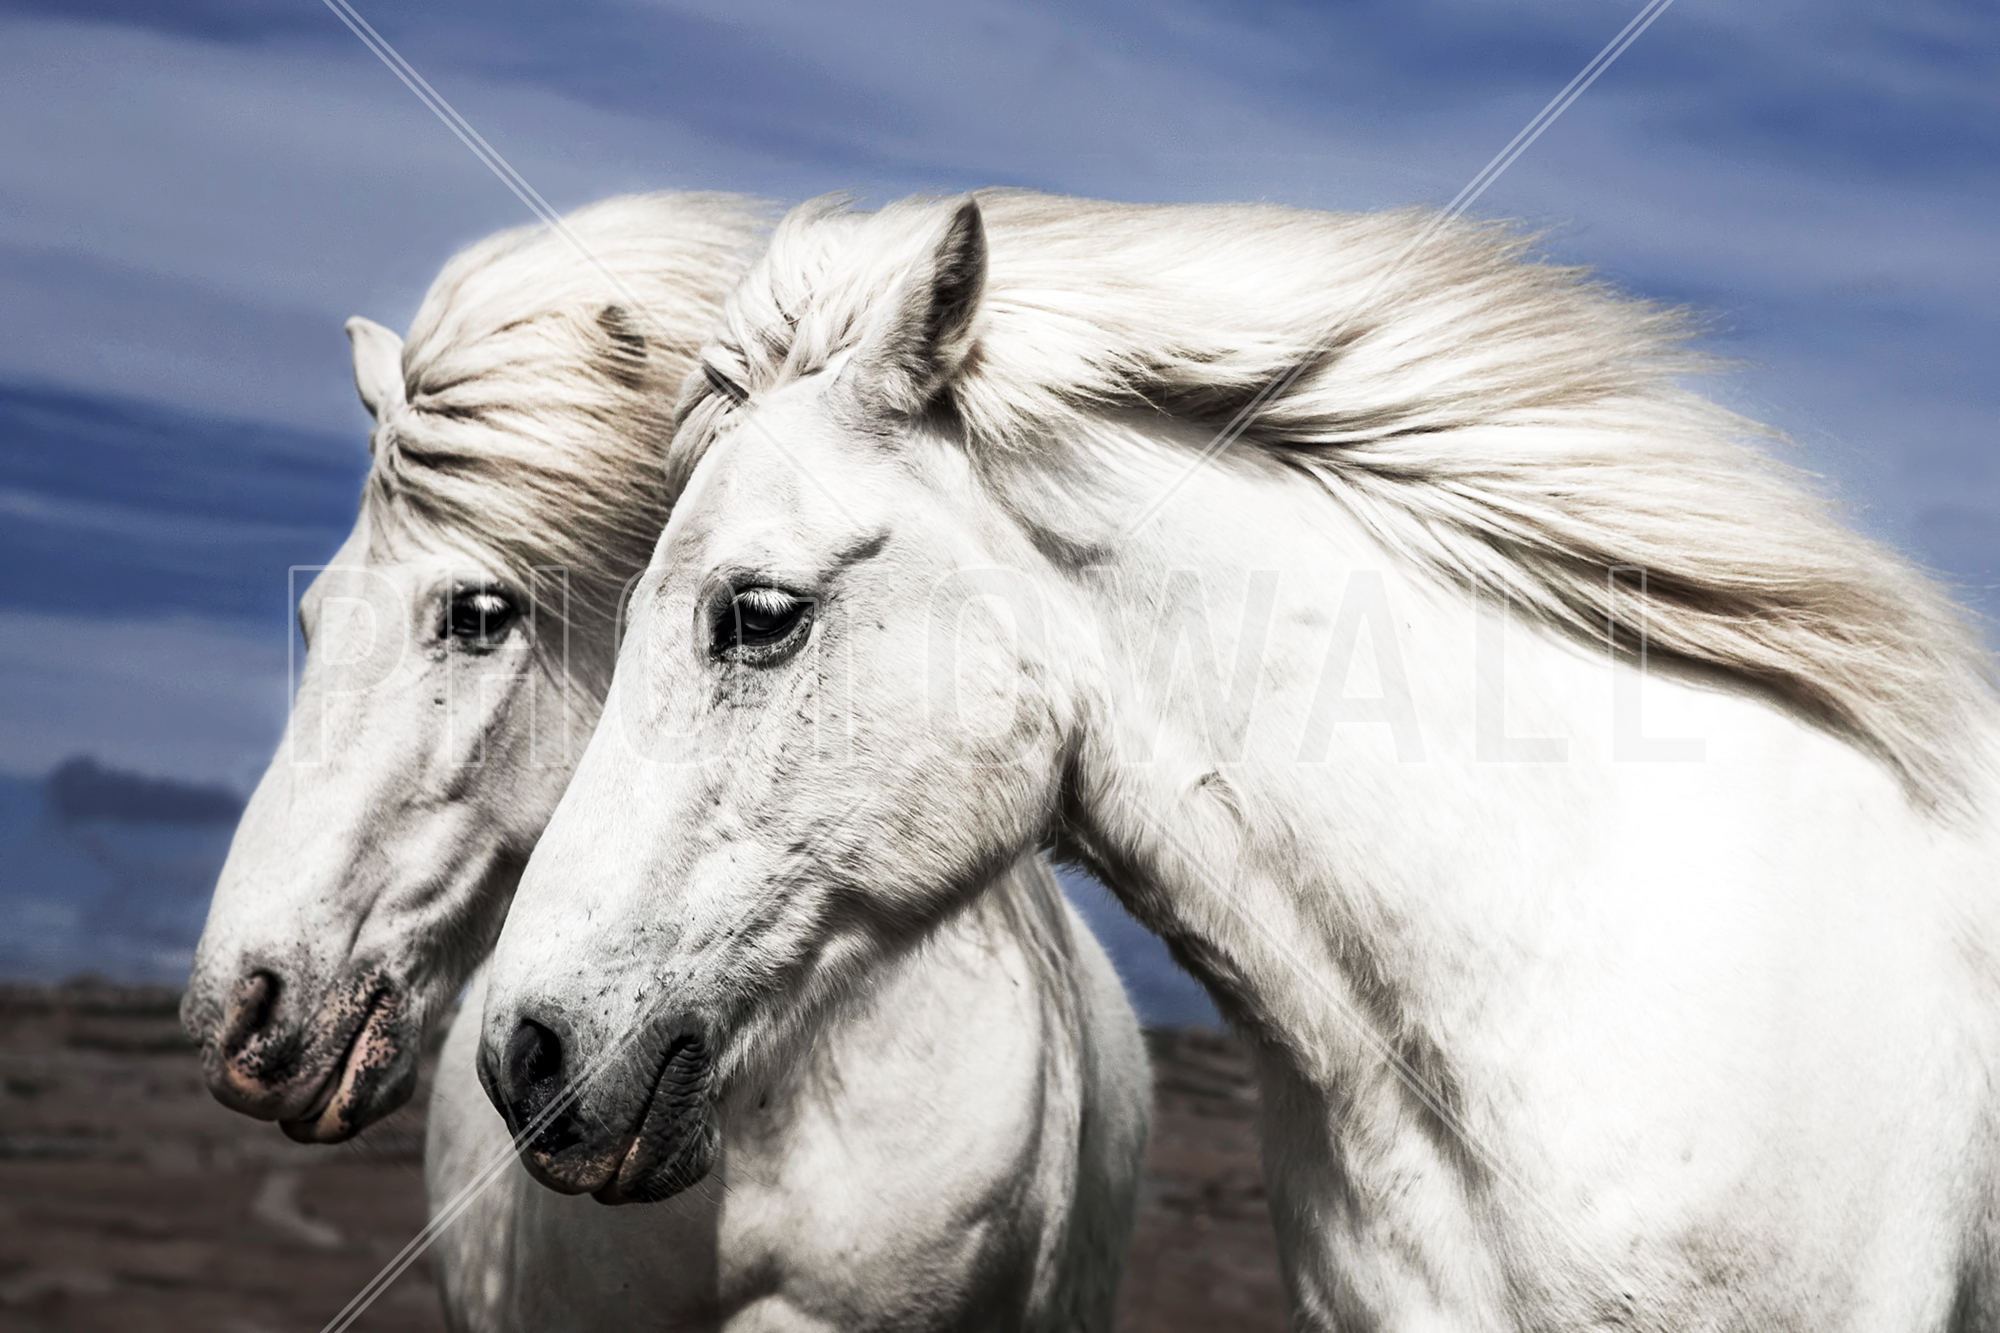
[734,586,799,615]
[703,363,749,405]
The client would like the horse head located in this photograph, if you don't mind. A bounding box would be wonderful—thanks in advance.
[476,197,1087,1199]
[184,194,766,1143]
[182,315,585,1141]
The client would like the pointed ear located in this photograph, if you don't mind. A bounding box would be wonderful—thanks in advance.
[344,316,406,422]
[848,197,987,416]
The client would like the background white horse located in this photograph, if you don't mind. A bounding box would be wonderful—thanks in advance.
[182,194,1149,1331]
[483,189,2000,1330]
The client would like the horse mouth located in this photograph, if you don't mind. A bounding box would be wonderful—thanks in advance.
[201,971,399,1128]
[593,1032,718,1205]
[512,1029,717,1205]
[275,984,412,1144]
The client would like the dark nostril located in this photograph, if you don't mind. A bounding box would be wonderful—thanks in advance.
[505,1018,582,1154]
[509,1017,564,1090]
[201,970,296,1114]
[220,971,281,1054]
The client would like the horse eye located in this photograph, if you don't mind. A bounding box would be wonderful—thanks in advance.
[447,590,517,646]
[714,587,813,662]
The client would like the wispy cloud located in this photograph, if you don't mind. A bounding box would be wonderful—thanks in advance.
[0,610,288,785]
[0,0,1993,791]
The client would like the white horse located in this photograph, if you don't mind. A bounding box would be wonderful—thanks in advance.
[481,188,2000,1331]
[181,194,1149,1332]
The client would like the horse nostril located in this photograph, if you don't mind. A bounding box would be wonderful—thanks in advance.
[505,1018,582,1154]
[200,969,298,1114]
[220,970,281,1056]
[509,1017,564,1090]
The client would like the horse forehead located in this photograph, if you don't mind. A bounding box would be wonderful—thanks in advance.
[692,413,905,550]
[732,372,880,469]
[302,559,404,622]
[306,547,488,612]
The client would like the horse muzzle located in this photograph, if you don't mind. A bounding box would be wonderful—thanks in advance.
[481,1011,719,1205]
[191,968,418,1142]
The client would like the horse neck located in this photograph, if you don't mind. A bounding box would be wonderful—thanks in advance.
[1053,436,1936,1083]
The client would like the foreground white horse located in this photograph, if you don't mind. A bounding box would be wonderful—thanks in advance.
[483,189,2000,1330]
[181,194,1149,1331]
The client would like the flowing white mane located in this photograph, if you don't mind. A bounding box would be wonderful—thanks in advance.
[678,190,1994,810]
[367,192,767,661]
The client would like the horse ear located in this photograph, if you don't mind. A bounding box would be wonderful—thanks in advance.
[848,197,987,416]
[344,316,406,422]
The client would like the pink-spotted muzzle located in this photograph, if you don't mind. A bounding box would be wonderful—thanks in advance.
[192,969,417,1143]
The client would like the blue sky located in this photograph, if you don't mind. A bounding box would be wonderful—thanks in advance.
[1,0,1996,789]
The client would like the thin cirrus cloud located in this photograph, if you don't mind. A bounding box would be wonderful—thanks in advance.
[0,0,1994,790]
[0,609,289,787]
[0,0,1989,1010]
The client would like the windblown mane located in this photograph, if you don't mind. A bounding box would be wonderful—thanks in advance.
[676,190,1994,809]
[366,192,767,674]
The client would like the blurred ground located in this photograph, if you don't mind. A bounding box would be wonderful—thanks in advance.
[0,983,1283,1332]
[1121,1029,1288,1333]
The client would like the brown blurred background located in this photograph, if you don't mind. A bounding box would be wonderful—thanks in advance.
[0,984,1283,1333]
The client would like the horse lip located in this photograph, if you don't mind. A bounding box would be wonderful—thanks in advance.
[509,1022,714,1202]
[590,1119,656,1204]
[199,970,390,1123]
[277,984,410,1144]
[196,971,403,1141]
[275,992,376,1137]
[591,1030,716,1205]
